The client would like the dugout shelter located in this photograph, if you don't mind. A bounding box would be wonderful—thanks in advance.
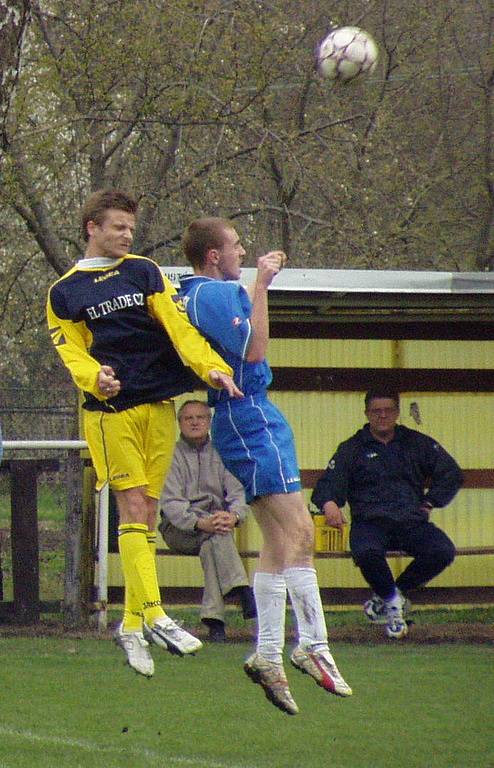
[103,267,494,607]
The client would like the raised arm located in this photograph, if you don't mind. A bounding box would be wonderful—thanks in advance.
[246,251,286,362]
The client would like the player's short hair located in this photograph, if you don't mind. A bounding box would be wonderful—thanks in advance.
[365,388,400,410]
[81,189,138,242]
[177,399,211,420]
[182,217,234,268]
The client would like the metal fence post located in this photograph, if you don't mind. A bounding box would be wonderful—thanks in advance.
[96,484,109,630]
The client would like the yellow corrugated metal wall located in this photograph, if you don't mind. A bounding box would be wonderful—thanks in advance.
[268,337,494,589]
[106,336,494,594]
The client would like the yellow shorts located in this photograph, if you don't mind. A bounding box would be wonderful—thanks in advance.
[83,401,176,498]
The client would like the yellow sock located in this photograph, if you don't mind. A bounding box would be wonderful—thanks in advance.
[122,586,143,633]
[147,530,157,558]
[118,523,165,627]
[119,523,146,631]
[147,529,168,622]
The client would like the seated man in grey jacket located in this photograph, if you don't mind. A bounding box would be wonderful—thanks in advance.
[159,399,256,641]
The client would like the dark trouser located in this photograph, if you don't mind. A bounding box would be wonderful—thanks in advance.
[350,517,456,600]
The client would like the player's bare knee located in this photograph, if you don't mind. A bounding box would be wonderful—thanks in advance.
[289,517,314,559]
[115,487,149,523]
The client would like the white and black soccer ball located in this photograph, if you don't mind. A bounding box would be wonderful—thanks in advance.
[317,26,379,83]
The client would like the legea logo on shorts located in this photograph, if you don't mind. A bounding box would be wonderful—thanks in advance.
[286,476,300,483]
[111,472,130,481]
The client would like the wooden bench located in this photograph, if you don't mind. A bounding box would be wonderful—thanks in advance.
[153,473,494,606]
[156,545,494,558]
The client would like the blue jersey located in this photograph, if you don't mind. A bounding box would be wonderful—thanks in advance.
[179,275,272,404]
[180,274,301,500]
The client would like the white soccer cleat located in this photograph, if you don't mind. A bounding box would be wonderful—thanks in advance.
[114,624,154,677]
[364,590,410,625]
[290,646,352,697]
[244,653,299,715]
[144,616,203,656]
[385,606,408,640]
[363,593,387,624]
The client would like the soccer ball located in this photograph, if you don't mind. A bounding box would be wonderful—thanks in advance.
[317,26,378,82]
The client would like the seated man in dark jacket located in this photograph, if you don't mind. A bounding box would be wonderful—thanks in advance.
[311,388,463,639]
[159,400,255,642]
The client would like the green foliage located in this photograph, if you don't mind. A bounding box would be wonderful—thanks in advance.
[0,474,67,601]
[2,0,494,387]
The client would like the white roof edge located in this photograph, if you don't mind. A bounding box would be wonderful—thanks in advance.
[160,266,494,294]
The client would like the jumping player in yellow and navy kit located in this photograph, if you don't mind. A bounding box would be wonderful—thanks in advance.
[180,217,352,715]
[47,190,242,678]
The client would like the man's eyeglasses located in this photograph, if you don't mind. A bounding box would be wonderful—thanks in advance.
[367,408,398,416]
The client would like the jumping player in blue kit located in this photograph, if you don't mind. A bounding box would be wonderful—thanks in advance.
[180,217,352,715]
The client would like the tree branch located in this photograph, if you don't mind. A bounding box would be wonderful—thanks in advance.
[11,150,70,275]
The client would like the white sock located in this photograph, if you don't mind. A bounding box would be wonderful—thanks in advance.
[284,567,329,653]
[253,572,287,664]
[385,588,403,612]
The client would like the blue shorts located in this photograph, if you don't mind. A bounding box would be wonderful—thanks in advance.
[211,394,301,503]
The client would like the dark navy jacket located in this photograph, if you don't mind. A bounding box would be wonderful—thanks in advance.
[311,424,463,523]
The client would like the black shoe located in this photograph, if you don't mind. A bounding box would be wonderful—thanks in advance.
[209,625,226,642]
[226,585,257,620]
[202,618,226,643]
[240,586,257,620]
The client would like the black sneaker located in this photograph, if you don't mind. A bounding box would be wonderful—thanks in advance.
[202,618,227,642]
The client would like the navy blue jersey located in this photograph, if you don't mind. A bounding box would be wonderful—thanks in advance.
[47,255,232,412]
[311,424,463,523]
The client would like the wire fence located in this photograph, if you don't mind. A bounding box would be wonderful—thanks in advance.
[0,387,78,444]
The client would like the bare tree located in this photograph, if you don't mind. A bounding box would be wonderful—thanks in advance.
[0,0,31,156]
[1,0,493,389]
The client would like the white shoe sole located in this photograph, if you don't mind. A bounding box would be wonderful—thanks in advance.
[114,632,154,677]
[145,623,203,656]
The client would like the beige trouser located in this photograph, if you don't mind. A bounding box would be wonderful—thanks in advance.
[160,521,249,621]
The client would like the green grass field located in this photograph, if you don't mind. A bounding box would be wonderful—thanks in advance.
[0,638,492,768]
[1,479,493,766]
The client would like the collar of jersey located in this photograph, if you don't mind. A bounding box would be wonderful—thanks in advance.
[180,274,215,283]
[77,256,125,270]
